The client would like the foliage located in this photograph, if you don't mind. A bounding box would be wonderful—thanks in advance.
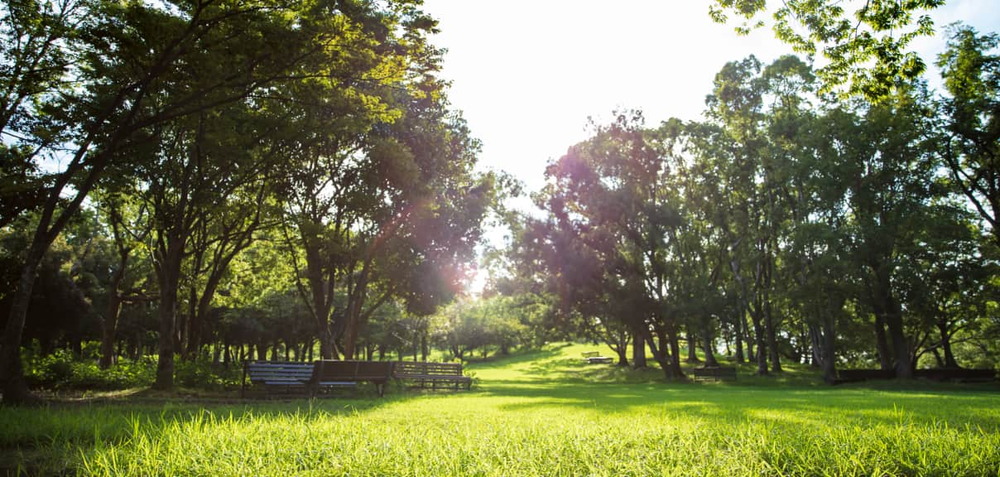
[936,25,1000,245]
[173,359,242,391]
[710,0,944,100]
[22,348,154,391]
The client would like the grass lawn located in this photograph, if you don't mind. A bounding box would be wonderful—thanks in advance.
[2,343,999,476]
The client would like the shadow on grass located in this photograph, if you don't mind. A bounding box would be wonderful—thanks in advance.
[477,374,1000,431]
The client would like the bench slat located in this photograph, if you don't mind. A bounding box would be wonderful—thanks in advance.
[243,361,315,397]
[392,361,472,390]
[309,360,394,397]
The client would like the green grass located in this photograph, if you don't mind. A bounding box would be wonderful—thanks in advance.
[2,343,999,476]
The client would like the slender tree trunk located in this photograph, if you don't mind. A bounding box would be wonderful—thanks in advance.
[0,245,47,404]
[702,332,719,367]
[686,328,700,363]
[749,303,768,375]
[342,267,370,360]
[642,328,670,379]
[99,268,126,369]
[869,262,911,378]
[614,343,628,367]
[666,328,684,378]
[632,329,646,368]
[765,299,781,373]
[937,322,959,368]
[733,311,745,363]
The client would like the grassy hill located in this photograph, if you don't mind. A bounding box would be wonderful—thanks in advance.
[3,343,999,475]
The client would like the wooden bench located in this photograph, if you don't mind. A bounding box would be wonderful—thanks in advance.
[692,367,737,381]
[393,361,472,390]
[309,360,394,397]
[242,361,317,397]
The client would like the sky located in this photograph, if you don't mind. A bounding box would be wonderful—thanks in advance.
[420,0,1000,194]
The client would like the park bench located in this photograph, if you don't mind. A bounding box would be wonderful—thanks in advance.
[692,366,737,381]
[581,351,614,364]
[309,360,395,397]
[242,361,316,397]
[392,361,472,390]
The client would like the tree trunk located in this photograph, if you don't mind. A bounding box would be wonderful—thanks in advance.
[153,277,178,390]
[99,289,125,369]
[733,311,745,363]
[667,330,684,378]
[749,303,768,375]
[937,322,959,368]
[869,262,911,378]
[686,328,700,363]
[765,299,782,373]
[632,330,646,368]
[886,311,912,379]
[702,332,719,367]
[0,244,47,404]
[614,344,629,367]
[873,313,892,371]
[99,241,131,369]
[152,227,186,390]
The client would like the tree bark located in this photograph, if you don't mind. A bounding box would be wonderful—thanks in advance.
[702,332,719,367]
[631,329,646,368]
[686,328,700,363]
[99,248,129,369]
[0,242,48,404]
[765,298,782,373]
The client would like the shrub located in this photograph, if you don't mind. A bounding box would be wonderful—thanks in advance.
[23,349,156,391]
[174,359,243,391]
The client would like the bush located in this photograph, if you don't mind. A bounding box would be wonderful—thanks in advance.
[23,349,156,390]
[174,359,243,391]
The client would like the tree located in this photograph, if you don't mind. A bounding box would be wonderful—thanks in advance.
[0,0,405,402]
[936,25,1000,246]
[533,111,687,379]
[820,86,946,379]
[276,9,500,360]
[710,0,944,99]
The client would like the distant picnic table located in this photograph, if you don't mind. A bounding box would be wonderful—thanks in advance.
[581,351,614,364]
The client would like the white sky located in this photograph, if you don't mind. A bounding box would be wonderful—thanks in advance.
[421,0,1000,194]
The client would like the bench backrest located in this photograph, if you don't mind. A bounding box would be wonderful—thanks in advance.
[246,361,314,383]
[312,360,394,381]
[393,361,464,377]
